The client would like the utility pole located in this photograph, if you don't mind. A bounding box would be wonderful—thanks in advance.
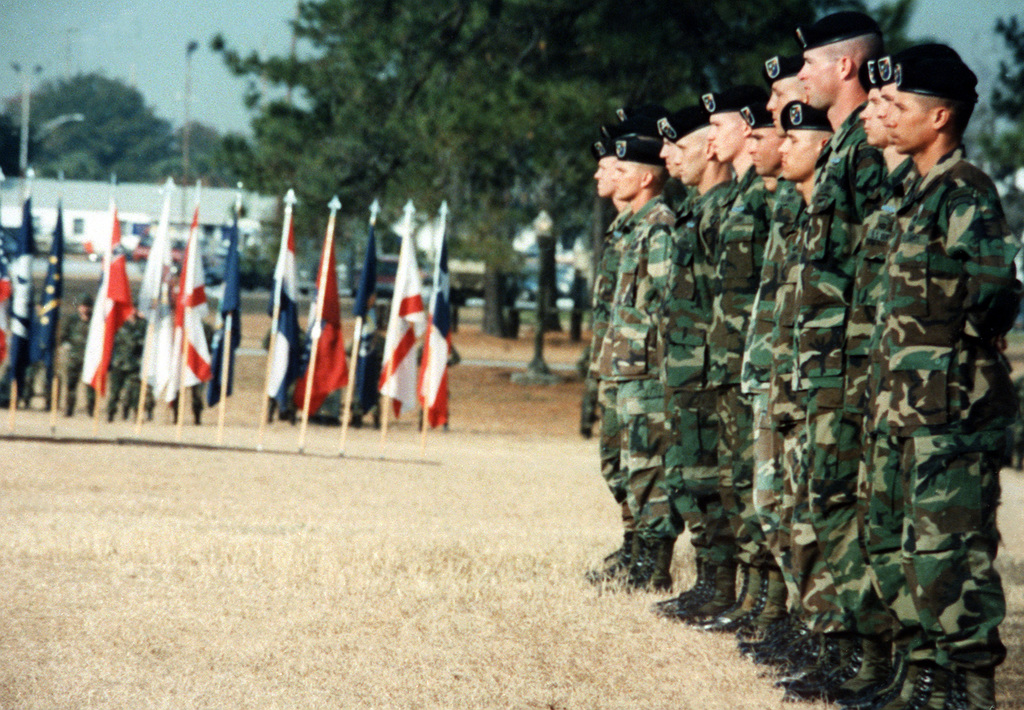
[11,63,43,177]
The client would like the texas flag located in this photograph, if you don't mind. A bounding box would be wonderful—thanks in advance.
[81,201,133,396]
[378,201,425,416]
[418,205,450,428]
[165,207,212,400]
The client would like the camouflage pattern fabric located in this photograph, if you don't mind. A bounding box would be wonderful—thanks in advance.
[62,314,95,415]
[107,316,147,418]
[599,196,675,542]
[591,210,633,528]
[661,189,719,548]
[868,148,1021,671]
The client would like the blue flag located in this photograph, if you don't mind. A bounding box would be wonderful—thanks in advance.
[207,213,242,406]
[8,197,35,396]
[353,218,379,412]
[30,202,64,383]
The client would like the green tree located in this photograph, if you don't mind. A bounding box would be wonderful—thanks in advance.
[4,73,176,182]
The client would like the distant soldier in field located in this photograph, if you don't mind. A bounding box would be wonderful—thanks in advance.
[106,309,146,421]
[63,293,95,417]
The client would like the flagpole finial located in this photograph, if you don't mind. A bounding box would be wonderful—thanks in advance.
[162,176,175,195]
[439,201,449,219]
[235,182,244,214]
[328,195,341,212]
[403,199,415,215]
[284,188,297,207]
[369,198,380,223]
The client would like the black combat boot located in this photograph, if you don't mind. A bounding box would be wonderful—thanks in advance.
[678,561,737,623]
[585,531,634,585]
[628,536,675,591]
[959,666,996,710]
[831,636,892,703]
[699,564,765,632]
[652,557,711,616]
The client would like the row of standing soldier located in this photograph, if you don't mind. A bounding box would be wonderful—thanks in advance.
[582,11,1020,710]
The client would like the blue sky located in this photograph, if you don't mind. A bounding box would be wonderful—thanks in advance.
[0,0,1020,136]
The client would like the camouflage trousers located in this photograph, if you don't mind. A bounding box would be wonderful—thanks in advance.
[715,385,768,569]
[598,380,634,531]
[859,432,907,639]
[752,393,789,575]
[64,361,95,416]
[616,378,673,541]
[803,403,889,635]
[895,431,1007,670]
[784,417,841,621]
[665,387,718,554]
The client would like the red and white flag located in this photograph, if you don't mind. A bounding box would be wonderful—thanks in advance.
[379,200,426,416]
[165,206,212,400]
[293,198,348,415]
[417,202,450,428]
[81,201,133,395]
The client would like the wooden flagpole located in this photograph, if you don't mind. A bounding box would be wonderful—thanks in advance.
[297,196,341,453]
[176,303,189,442]
[216,187,243,447]
[134,317,156,434]
[257,189,296,450]
[7,382,16,432]
[49,375,59,435]
[380,394,390,444]
[339,199,380,456]
[215,312,233,445]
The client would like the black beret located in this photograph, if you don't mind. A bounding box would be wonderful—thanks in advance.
[896,53,978,104]
[763,54,804,87]
[614,113,662,140]
[657,105,708,141]
[858,59,879,92]
[591,138,611,161]
[781,101,833,132]
[741,103,775,130]
[702,85,768,115]
[795,11,881,51]
[875,43,962,88]
[616,103,669,124]
[614,135,665,166]
[79,293,95,308]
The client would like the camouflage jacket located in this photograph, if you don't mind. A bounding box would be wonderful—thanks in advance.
[661,188,720,391]
[588,208,632,379]
[741,179,796,394]
[869,148,1021,437]
[793,107,886,406]
[846,158,918,417]
[112,317,146,372]
[597,195,675,381]
[767,190,810,424]
[707,167,773,388]
[62,315,91,368]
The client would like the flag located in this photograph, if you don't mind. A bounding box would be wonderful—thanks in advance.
[207,210,242,406]
[378,201,425,416]
[267,193,302,410]
[30,202,64,383]
[165,207,212,400]
[293,222,348,414]
[81,202,133,396]
[142,181,177,400]
[353,212,379,413]
[0,250,11,365]
[418,206,450,428]
[8,196,36,395]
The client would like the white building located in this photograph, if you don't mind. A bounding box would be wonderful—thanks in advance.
[0,178,279,254]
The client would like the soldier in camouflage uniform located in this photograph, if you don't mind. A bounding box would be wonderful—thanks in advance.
[106,309,146,421]
[777,12,888,699]
[596,130,676,591]
[864,50,1020,710]
[650,105,730,617]
[672,84,772,625]
[736,55,808,640]
[62,294,95,417]
[585,118,639,584]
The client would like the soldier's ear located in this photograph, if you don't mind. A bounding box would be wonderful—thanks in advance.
[932,103,953,133]
[837,55,857,82]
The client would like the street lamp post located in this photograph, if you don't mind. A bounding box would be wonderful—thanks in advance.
[513,210,561,385]
[182,41,199,185]
[11,63,43,176]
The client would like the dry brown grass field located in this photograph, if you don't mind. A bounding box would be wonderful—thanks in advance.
[2,306,1023,709]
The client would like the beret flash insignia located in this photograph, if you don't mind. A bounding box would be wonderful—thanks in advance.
[867,59,878,86]
[615,140,627,159]
[657,117,677,141]
[795,27,807,48]
[593,141,607,158]
[766,56,781,79]
[616,108,627,121]
[790,103,803,126]
[894,63,903,88]
[878,56,892,83]
[740,107,755,127]
[702,93,716,113]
